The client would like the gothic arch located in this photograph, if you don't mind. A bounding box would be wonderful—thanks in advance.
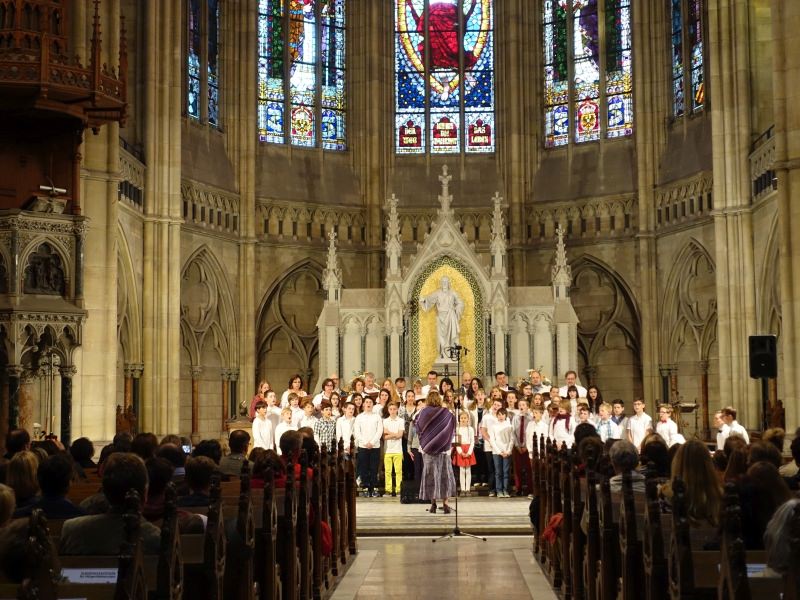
[256,259,325,389]
[758,215,781,337]
[570,255,642,397]
[116,225,141,365]
[659,239,717,363]
[180,245,238,367]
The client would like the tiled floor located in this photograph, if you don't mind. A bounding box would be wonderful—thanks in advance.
[330,536,556,600]
[356,495,533,536]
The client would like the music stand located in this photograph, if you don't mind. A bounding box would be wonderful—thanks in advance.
[433,345,487,543]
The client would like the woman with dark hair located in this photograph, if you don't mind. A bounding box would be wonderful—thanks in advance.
[587,386,603,414]
[281,375,306,407]
[249,380,271,419]
[416,391,457,514]
[439,377,454,396]
[466,377,483,402]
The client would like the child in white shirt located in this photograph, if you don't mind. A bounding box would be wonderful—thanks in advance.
[382,403,405,496]
[336,402,356,455]
[480,398,502,497]
[655,404,680,447]
[550,399,576,449]
[489,408,515,498]
[353,397,383,497]
[298,398,318,430]
[252,400,274,450]
[274,407,296,455]
[627,398,653,450]
[453,411,476,495]
[526,407,550,457]
[288,392,304,427]
[595,402,621,443]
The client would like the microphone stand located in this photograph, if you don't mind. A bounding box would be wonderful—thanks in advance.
[433,345,486,543]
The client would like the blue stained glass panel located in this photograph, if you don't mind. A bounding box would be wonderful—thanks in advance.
[544,0,569,147]
[689,0,704,111]
[207,0,219,126]
[258,0,286,142]
[606,0,633,138]
[671,0,684,116]
[188,0,201,119]
[321,108,345,150]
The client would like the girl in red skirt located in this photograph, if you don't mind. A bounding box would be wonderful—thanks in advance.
[453,411,477,496]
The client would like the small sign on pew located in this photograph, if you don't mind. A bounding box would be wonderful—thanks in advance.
[60,567,119,584]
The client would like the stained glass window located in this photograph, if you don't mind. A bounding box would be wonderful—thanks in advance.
[188,0,201,119]
[186,0,221,126]
[258,0,346,150]
[671,0,704,117]
[395,0,495,154]
[542,0,632,147]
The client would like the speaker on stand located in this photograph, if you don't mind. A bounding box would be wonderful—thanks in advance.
[749,335,777,432]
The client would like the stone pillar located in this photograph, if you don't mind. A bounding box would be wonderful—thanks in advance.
[131,364,143,425]
[123,365,134,412]
[221,369,230,434]
[7,365,21,430]
[772,0,800,433]
[389,327,401,379]
[191,366,202,444]
[59,366,76,446]
[17,371,35,435]
[699,360,710,438]
[659,366,671,407]
[493,325,506,374]
[533,317,554,383]
[228,370,239,421]
[708,0,759,426]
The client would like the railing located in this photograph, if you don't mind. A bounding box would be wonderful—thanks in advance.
[655,173,713,231]
[119,145,145,210]
[182,181,239,235]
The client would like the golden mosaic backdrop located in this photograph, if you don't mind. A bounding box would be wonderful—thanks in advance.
[418,265,476,376]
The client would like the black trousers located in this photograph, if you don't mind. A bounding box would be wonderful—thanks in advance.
[473,446,487,483]
[358,447,381,491]
[485,450,495,491]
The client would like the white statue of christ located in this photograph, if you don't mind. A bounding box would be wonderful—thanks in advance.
[419,276,465,361]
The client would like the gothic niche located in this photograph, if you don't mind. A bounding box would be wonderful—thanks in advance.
[0,254,8,293]
[23,243,65,295]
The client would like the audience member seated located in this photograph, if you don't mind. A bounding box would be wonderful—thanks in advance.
[764,498,800,575]
[0,519,52,583]
[177,456,216,507]
[738,461,794,550]
[161,434,182,447]
[251,450,285,489]
[7,451,40,516]
[747,440,782,469]
[31,440,60,457]
[112,432,133,453]
[0,484,14,527]
[761,428,785,455]
[70,437,97,469]
[59,453,161,555]
[3,429,30,460]
[131,432,159,461]
[781,434,800,489]
[573,422,600,449]
[608,440,644,493]
[638,433,670,479]
[156,444,188,494]
[220,430,250,477]
[660,440,721,527]
[192,439,223,465]
[142,457,176,521]
[723,443,749,484]
[14,453,86,519]
[277,430,313,487]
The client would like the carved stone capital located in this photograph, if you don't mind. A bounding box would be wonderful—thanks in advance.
[190,365,203,379]
[7,364,23,378]
[227,370,239,382]
[59,365,77,378]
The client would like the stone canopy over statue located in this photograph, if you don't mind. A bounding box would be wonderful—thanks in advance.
[419,276,465,361]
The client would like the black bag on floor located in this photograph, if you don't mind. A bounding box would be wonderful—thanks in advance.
[400,479,421,504]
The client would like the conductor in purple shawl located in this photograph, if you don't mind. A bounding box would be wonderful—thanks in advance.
[416,390,457,514]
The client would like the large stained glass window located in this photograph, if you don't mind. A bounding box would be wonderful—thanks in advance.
[670,0,704,117]
[395,0,495,155]
[543,0,633,147]
[186,0,221,126]
[258,0,346,150]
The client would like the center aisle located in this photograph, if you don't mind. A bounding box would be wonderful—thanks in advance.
[330,536,556,600]
[356,496,533,536]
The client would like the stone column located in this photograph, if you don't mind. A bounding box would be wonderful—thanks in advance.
[658,366,671,407]
[130,364,143,427]
[17,371,35,435]
[533,317,553,383]
[228,370,239,420]
[59,366,77,446]
[221,369,231,434]
[772,0,800,433]
[123,365,134,412]
[7,365,21,431]
[708,0,759,425]
[191,366,202,444]
[699,360,710,438]
[389,326,401,379]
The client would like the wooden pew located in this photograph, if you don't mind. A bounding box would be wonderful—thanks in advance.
[718,483,783,600]
[641,471,668,600]
[337,439,350,566]
[58,490,150,600]
[151,484,182,600]
[618,471,644,599]
[537,435,550,565]
[596,477,619,600]
[559,446,573,600]
[530,433,542,558]
[583,466,600,600]
[223,461,257,600]
[255,468,281,600]
[569,452,585,600]
[345,438,358,557]
[181,478,226,600]
[279,459,300,600]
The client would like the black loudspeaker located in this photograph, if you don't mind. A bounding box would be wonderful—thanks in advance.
[749,335,777,379]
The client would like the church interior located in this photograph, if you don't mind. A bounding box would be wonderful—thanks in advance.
[0,0,799,597]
